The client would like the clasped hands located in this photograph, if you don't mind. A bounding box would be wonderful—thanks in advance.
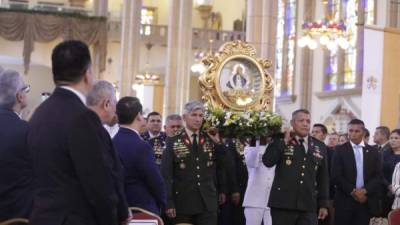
[351,188,368,203]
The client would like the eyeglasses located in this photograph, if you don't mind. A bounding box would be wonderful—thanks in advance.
[20,84,30,93]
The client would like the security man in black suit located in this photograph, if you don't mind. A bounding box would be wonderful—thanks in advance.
[28,40,128,225]
[161,100,226,225]
[263,109,329,225]
[331,119,383,225]
[0,69,32,222]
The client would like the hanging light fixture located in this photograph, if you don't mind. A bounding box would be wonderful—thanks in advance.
[136,42,161,84]
[298,19,349,51]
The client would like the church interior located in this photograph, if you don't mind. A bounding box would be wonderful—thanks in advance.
[0,0,399,136]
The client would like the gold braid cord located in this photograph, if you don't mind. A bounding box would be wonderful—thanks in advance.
[199,41,274,112]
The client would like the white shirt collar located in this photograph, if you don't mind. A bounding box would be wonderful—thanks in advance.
[14,111,22,119]
[350,140,365,148]
[60,86,86,105]
[121,126,141,137]
[149,131,160,138]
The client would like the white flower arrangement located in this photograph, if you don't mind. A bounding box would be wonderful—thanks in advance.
[203,104,283,139]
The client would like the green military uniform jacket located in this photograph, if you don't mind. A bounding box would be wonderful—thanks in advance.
[161,130,226,215]
[263,135,329,212]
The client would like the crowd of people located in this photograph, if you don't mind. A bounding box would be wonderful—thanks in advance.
[1,39,400,225]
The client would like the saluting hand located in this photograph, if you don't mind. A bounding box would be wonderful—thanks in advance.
[283,128,292,145]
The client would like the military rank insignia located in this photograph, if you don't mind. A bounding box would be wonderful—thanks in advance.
[284,145,294,166]
[173,138,190,169]
[153,138,163,165]
[204,140,214,167]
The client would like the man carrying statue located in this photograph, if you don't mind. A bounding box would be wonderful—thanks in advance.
[262,109,329,225]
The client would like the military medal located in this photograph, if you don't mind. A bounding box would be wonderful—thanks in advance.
[207,161,213,167]
[286,159,292,166]
[179,162,186,169]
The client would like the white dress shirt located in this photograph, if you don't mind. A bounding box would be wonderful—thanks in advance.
[392,162,400,209]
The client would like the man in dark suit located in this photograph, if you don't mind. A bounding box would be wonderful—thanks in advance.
[85,80,129,222]
[162,100,227,225]
[28,40,128,225]
[113,97,166,215]
[263,109,329,225]
[0,69,32,221]
[331,119,383,225]
[142,111,167,165]
[373,126,390,153]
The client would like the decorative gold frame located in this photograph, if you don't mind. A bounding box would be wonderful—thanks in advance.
[199,41,274,111]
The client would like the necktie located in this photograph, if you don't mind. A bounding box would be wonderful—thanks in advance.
[354,145,364,188]
[378,145,382,151]
[299,138,306,153]
[192,134,198,153]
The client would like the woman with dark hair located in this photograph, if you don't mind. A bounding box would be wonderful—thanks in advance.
[381,129,400,212]
[390,129,400,209]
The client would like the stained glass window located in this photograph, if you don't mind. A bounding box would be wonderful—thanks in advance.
[275,0,297,97]
[324,0,340,91]
[324,0,375,91]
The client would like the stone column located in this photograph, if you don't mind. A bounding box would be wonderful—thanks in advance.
[176,0,193,112]
[119,0,142,97]
[163,0,193,115]
[163,0,180,115]
[300,0,314,109]
[92,0,108,79]
[93,0,108,16]
[260,0,278,60]
[246,0,263,55]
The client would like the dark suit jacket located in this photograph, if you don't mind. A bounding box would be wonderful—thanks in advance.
[263,136,329,212]
[0,108,33,221]
[161,130,227,215]
[28,87,128,225]
[331,142,383,214]
[113,127,166,215]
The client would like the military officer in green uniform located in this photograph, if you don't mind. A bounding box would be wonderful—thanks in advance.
[161,101,226,225]
[263,109,329,225]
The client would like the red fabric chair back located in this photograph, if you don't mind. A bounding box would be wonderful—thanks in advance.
[389,209,400,225]
[129,207,164,225]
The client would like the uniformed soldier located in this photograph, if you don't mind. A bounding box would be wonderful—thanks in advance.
[161,101,226,225]
[262,109,329,225]
[142,111,167,165]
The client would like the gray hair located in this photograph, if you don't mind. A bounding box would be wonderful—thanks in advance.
[0,69,24,109]
[183,100,205,114]
[87,80,116,107]
[165,114,182,124]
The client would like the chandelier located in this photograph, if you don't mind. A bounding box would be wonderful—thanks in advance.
[136,68,160,84]
[297,19,349,52]
[135,42,161,84]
